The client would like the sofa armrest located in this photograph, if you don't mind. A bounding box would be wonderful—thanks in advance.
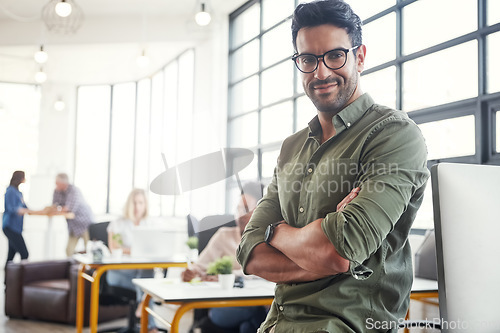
[5,261,24,318]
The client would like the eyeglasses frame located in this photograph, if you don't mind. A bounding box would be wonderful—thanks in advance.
[292,45,361,74]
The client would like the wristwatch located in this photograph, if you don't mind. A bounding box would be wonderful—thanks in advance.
[264,221,286,245]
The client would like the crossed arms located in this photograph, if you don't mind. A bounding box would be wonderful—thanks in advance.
[244,188,359,284]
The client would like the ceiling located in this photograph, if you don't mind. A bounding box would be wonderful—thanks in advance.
[0,0,247,85]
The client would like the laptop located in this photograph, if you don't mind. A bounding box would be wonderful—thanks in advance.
[130,227,182,259]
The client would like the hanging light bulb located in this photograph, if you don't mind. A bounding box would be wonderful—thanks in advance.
[35,68,47,84]
[34,45,48,64]
[55,0,72,17]
[195,3,211,26]
[136,49,150,68]
[54,99,66,111]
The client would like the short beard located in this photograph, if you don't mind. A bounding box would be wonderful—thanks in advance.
[306,71,358,115]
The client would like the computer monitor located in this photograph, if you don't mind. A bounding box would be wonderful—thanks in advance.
[432,163,500,332]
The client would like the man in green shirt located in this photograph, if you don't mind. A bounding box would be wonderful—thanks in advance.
[236,1,430,332]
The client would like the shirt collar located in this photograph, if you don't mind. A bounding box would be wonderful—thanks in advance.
[308,93,375,138]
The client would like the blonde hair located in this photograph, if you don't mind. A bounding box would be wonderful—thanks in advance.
[123,188,148,220]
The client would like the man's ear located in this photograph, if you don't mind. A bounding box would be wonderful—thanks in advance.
[356,44,366,73]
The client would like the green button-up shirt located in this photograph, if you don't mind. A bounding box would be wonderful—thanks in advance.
[237,94,430,333]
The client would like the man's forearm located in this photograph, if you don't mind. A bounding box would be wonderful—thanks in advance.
[245,243,328,284]
[270,219,349,275]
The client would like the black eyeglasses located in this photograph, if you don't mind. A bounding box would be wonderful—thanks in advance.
[292,46,360,73]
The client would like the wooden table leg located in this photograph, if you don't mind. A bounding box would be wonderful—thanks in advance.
[89,268,105,333]
[76,264,85,333]
[141,294,152,333]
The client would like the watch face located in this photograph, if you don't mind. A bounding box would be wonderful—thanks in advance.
[264,224,272,243]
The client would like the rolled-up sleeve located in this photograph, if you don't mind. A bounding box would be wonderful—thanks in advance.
[237,167,284,273]
[321,117,429,279]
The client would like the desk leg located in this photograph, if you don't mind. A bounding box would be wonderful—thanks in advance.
[89,268,105,333]
[76,264,85,333]
[140,294,152,333]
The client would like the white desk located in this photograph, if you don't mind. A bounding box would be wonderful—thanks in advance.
[74,254,188,333]
[134,277,438,333]
[133,278,275,333]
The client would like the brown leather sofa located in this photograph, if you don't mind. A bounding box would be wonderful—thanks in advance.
[4,258,128,325]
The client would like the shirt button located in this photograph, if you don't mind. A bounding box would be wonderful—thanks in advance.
[279,305,284,311]
[307,167,313,174]
[299,207,304,213]
[347,122,351,128]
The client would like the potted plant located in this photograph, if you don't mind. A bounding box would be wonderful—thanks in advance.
[186,236,199,262]
[111,233,123,258]
[207,255,235,289]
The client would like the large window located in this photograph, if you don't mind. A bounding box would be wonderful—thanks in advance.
[0,83,40,210]
[228,0,500,228]
[75,49,195,216]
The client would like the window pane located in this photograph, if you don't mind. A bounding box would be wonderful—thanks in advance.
[363,12,396,69]
[497,111,500,153]
[75,86,111,214]
[148,73,164,216]
[262,0,293,30]
[134,79,151,191]
[362,66,396,110]
[262,149,280,178]
[296,95,316,131]
[109,82,136,214]
[487,32,500,94]
[161,63,178,217]
[230,3,260,49]
[418,115,475,160]
[403,0,477,55]
[347,0,395,20]
[230,75,259,116]
[0,83,40,208]
[488,0,500,26]
[261,101,293,144]
[403,41,478,111]
[230,39,259,83]
[412,181,434,229]
[173,50,195,217]
[262,20,294,68]
[261,62,294,106]
[229,113,258,148]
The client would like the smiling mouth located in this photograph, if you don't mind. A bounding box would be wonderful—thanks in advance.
[313,82,338,93]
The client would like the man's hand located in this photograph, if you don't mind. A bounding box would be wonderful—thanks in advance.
[337,187,360,212]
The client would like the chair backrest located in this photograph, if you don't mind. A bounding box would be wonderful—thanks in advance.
[88,221,110,247]
[432,163,500,332]
[197,214,236,252]
[187,214,199,237]
[414,229,437,280]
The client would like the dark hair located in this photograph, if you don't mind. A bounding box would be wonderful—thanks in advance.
[10,171,25,189]
[291,0,362,52]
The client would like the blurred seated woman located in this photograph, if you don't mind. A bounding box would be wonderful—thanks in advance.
[106,188,158,333]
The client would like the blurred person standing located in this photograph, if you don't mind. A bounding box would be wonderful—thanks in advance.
[51,173,95,257]
[2,171,41,266]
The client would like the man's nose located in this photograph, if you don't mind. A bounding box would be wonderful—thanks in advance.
[314,58,331,80]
